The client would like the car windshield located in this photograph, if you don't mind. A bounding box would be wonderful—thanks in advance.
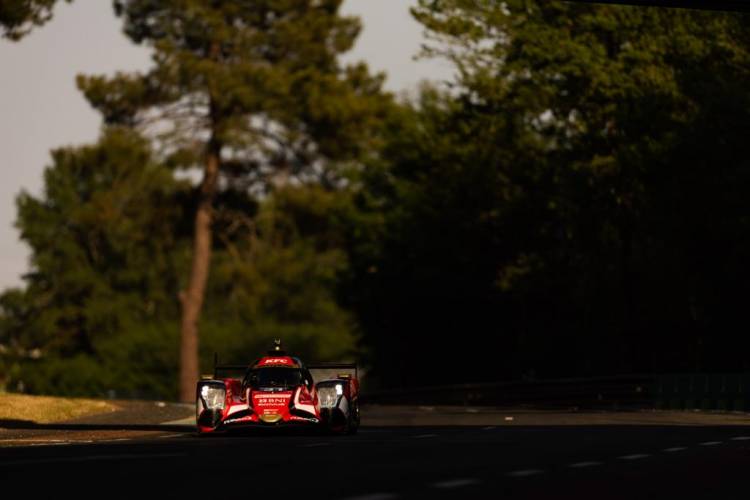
[246,367,303,390]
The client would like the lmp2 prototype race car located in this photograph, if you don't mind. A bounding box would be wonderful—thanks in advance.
[196,340,360,435]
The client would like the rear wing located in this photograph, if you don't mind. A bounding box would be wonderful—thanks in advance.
[307,362,358,380]
[212,353,248,379]
[210,354,357,380]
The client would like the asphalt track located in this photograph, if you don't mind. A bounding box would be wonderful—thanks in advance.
[1,405,749,499]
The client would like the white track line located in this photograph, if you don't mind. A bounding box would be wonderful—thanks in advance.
[430,478,481,489]
[731,436,750,441]
[412,434,438,439]
[699,441,722,446]
[662,447,688,452]
[568,461,603,468]
[618,454,650,460]
[507,469,544,477]
[482,426,496,431]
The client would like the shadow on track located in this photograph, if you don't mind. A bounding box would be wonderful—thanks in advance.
[0,419,193,433]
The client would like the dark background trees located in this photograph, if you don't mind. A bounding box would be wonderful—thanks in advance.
[3,1,750,398]
[343,1,750,388]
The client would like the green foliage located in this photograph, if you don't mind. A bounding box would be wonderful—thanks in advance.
[346,2,750,387]
[15,129,186,353]
[0,129,187,396]
[77,0,390,178]
[0,130,358,397]
[9,0,750,396]
[0,0,70,40]
[0,0,388,399]
[1,0,391,399]
[344,86,531,386]
[19,321,180,398]
[203,185,358,366]
[74,1,389,400]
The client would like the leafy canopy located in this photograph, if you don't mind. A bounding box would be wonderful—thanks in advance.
[344,1,750,386]
[2,129,187,396]
[0,129,360,397]
[78,0,389,184]
[0,0,70,40]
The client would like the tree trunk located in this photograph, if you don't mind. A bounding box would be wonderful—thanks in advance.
[179,140,221,402]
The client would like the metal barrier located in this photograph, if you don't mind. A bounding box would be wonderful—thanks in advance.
[362,374,655,409]
[655,373,750,412]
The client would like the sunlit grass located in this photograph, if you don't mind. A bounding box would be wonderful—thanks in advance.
[0,393,116,423]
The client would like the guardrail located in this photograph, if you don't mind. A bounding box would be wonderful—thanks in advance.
[655,373,750,412]
[362,373,750,411]
[362,374,654,409]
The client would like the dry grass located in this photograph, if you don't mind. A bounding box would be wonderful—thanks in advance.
[0,393,116,423]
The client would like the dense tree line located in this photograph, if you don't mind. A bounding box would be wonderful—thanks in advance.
[346,1,750,388]
[0,129,364,397]
[3,1,750,397]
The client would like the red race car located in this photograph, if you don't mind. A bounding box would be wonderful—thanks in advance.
[196,340,360,435]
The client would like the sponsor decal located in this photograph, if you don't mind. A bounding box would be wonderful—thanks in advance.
[253,393,291,407]
[260,357,291,365]
[254,397,290,407]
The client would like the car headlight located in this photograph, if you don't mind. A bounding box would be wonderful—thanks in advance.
[200,384,226,410]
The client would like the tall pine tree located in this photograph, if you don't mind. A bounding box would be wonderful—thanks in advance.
[78,0,387,400]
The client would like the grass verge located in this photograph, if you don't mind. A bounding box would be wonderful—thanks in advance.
[0,393,116,423]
